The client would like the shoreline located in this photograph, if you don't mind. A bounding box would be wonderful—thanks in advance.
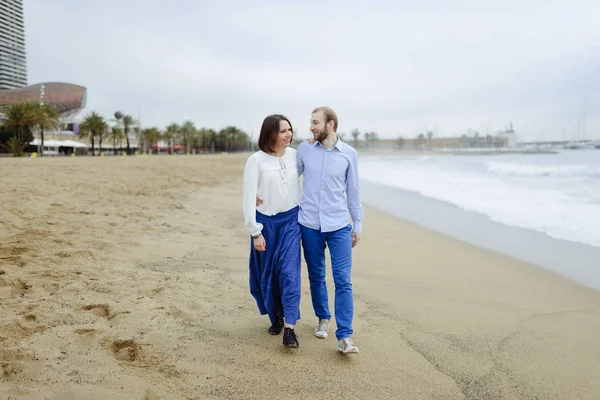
[360,179,600,293]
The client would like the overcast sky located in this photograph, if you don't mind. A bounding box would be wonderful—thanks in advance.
[24,0,600,141]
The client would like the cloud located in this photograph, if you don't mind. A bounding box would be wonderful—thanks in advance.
[24,0,600,140]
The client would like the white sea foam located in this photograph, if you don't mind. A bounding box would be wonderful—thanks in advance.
[485,161,600,178]
[359,151,600,247]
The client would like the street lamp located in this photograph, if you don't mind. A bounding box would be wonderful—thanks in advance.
[37,84,45,154]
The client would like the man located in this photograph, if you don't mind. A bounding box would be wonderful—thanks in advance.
[296,106,363,354]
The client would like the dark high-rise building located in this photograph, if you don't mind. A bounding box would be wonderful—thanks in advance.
[0,0,27,90]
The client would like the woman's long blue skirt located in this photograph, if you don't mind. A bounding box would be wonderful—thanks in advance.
[249,206,301,325]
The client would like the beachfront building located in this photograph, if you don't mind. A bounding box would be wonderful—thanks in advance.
[0,82,90,154]
[0,0,27,90]
[0,82,87,116]
[496,129,518,147]
[0,1,93,155]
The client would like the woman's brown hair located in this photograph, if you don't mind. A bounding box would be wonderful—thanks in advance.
[258,114,293,153]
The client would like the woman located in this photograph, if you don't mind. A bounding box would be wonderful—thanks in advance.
[243,114,301,348]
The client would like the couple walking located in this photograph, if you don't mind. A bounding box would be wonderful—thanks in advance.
[242,106,363,353]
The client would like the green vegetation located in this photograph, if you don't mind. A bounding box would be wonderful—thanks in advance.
[1,103,254,157]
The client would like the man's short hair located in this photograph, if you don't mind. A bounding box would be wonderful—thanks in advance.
[312,106,338,132]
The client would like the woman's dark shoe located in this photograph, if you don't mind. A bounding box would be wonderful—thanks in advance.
[268,315,284,335]
[282,327,299,348]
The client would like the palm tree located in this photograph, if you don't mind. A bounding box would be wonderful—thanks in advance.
[426,131,434,149]
[216,129,225,152]
[31,103,60,157]
[209,129,217,153]
[397,136,405,150]
[142,127,161,153]
[1,102,36,144]
[218,126,245,152]
[180,121,196,153]
[121,115,136,154]
[78,112,107,156]
[132,126,144,153]
[231,129,250,152]
[2,137,27,157]
[417,133,426,150]
[164,123,180,154]
[351,129,360,148]
[98,124,109,155]
[198,128,215,152]
[371,132,379,145]
[110,126,124,154]
[363,131,378,147]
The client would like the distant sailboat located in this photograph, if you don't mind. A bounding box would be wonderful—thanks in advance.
[566,97,588,149]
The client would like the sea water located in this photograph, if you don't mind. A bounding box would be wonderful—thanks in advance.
[359,150,600,289]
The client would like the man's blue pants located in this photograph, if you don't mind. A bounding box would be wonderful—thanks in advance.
[300,224,354,340]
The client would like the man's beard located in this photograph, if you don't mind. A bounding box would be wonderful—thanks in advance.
[315,126,328,142]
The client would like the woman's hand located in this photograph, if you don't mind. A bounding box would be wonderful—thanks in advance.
[254,234,266,251]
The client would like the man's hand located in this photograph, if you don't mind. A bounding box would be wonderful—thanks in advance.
[254,235,266,252]
[352,232,361,248]
[256,198,263,207]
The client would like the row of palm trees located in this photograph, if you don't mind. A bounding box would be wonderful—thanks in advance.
[348,129,380,149]
[0,102,252,156]
[0,101,60,156]
[79,112,252,156]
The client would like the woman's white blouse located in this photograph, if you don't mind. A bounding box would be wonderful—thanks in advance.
[243,148,300,236]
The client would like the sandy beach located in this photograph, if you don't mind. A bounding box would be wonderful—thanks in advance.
[1,154,600,400]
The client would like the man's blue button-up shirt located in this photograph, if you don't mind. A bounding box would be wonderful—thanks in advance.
[296,138,363,233]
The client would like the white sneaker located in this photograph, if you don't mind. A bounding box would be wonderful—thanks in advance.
[313,319,330,339]
[338,337,359,354]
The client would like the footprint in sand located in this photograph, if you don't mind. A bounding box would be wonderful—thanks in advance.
[0,347,36,378]
[0,363,21,378]
[82,304,110,318]
[22,314,36,322]
[74,328,98,335]
[0,319,47,341]
[13,278,31,290]
[82,304,131,320]
[143,389,160,400]
[0,253,26,267]
[8,278,32,297]
[103,338,139,361]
